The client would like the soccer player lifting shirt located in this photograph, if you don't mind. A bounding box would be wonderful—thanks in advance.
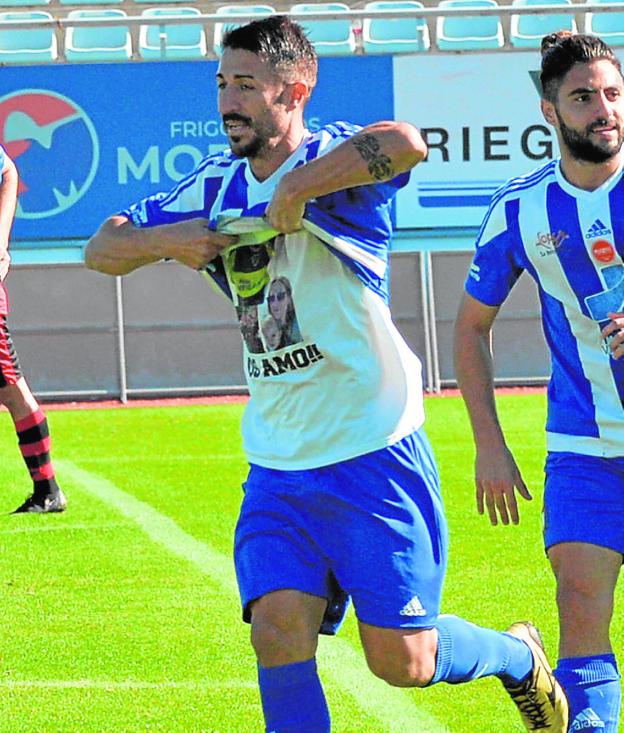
[87,16,567,732]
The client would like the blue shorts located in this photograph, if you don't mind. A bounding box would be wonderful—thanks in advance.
[544,451,624,555]
[234,428,449,631]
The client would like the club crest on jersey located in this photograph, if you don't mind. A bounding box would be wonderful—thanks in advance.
[536,230,569,256]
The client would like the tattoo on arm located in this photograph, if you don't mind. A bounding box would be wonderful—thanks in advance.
[352,134,395,181]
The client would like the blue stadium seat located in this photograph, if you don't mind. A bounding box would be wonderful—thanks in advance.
[65,8,132,61]
[0,0,49,6]
[0,10,57,63]
[59,0,122,6]
[290,2,356,55]
[132,0,188,5]
[510,0,577,48]
[584,0,624,45]
[213,4,275,56]
[139,7,207,59]
[436,0,504,50]
[362,1,430,54]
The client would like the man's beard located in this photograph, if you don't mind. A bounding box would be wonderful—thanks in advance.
[223,113,279,159]
[230,133,264,159]
[557,110,624,163]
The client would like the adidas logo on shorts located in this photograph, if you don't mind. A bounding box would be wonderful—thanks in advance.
[571,707,606,729]
[399,595,427,617]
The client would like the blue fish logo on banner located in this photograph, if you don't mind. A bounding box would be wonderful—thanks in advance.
[0,89,99,220]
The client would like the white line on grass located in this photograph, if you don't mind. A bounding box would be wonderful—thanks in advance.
[57,459,453,733]
[317,637,453,733]
[57,459,238,590]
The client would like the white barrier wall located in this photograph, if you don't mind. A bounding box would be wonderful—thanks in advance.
[6,251,548,400]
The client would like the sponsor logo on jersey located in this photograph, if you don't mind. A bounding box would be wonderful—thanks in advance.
[591,239,616,264]
[0,90,99,220]
[585,218,612,239]
[536,230,569,256]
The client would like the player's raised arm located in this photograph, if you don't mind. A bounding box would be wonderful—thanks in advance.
[266,121,427,233]
[454,292,532,525]
[322,120,427,185]
[85,215,238,276]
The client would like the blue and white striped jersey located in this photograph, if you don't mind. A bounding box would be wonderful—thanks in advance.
[121,122,425,469]
[123,122,405,302]
[466,158,624,457]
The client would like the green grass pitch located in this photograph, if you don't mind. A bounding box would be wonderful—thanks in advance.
[0,393,621,732]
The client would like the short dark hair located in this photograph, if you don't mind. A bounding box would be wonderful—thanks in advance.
[222,15,318,90]
[540,31,623,102]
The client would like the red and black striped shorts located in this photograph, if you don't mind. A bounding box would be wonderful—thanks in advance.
[0,316,22,386]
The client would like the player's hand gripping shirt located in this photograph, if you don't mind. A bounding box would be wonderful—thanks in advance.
[466,159,624,457]
[122,122,425,469]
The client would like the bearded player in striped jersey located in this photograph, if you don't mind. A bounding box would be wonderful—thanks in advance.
[455,31,624,733]
[86,15,567,731]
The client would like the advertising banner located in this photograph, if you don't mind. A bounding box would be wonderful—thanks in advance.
[394,51,558,229]
[3,56,394,242]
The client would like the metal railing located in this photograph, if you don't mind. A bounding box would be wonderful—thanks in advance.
[0,3,621,63]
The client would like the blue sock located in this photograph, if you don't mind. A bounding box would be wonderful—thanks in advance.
[257,658,330,733]
[429,615,533,686]
[556,655,621,732]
